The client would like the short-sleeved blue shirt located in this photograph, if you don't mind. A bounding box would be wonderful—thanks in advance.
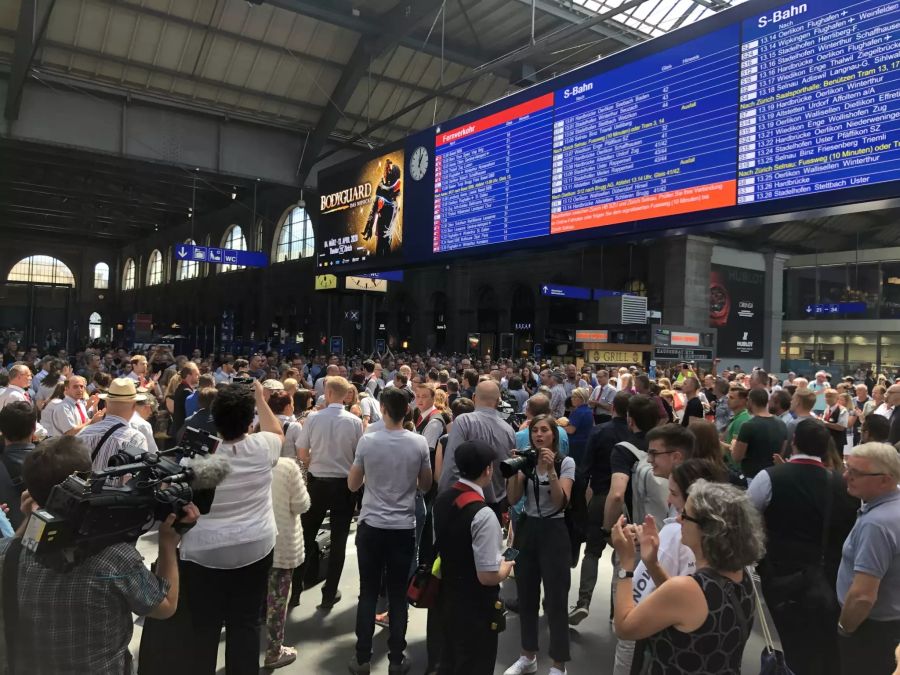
[836,489,900,621]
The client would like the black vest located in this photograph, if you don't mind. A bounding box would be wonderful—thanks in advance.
[762,462,856,582]
[826,406,846,454]
[434,484,498,605]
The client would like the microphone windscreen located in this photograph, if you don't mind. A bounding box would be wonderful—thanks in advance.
[184,454,233,490]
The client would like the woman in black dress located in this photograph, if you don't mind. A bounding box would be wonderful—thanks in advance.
[611,480,766,675]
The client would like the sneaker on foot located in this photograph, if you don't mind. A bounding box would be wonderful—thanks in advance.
[549,668,567,675]
[504,655,538,675]
[264,646,297,669]
[568,604,589,625]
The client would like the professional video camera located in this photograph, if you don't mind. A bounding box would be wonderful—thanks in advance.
[22,427,229,571]
[499,447,539,479]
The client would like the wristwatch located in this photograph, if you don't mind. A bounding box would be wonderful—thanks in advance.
[617,568,635,580]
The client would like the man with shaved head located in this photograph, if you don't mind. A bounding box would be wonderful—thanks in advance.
[437,380,516,520]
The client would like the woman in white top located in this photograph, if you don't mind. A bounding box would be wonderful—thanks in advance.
[616,458,729,675]
[264,457,311,669]
[180,379,285,674]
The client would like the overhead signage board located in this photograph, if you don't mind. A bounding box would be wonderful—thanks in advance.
[315,274,338,290]
[175,244,267,268]
[575,330,609,343]
[804,302,867,315]
[360,270,404,282]
[541,284,592,300]
[586,349,644,365]
[330,336,344,355]
[316,0,900,273]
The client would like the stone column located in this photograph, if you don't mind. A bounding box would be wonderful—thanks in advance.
[649,235,715,328]
[764,252,790,373]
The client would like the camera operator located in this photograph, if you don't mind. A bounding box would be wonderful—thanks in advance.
[179,379,284,674]
[0,435,199,675]
[504,414,575,675]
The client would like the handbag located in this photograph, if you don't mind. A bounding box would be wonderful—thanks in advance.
[407,557,441,609]
[750,569,797,675]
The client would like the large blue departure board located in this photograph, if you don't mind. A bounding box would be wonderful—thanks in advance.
[433,95,554,252]
[737,0,900,203]
[550,27,740,234]
[317,0,900,270]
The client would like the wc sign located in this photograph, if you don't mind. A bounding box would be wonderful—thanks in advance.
[174,244,267,268]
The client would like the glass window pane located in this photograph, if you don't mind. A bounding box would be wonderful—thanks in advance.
[8,256,75,287]
[123,259,136,291]
[221,226,247,273]
[93,262,109,289]
[146,250,163,286]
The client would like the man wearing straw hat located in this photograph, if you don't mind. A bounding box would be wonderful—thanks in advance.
[78,377,149,471]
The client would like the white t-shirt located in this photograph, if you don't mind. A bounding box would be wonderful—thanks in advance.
[631,518,696,604]
[180,431,280,569]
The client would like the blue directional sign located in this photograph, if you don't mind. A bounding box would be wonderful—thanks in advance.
[175,244,267,268]
[330,336,344,355]
[540,284,591,300]
[804,302,867,316]
[360,270,405,282]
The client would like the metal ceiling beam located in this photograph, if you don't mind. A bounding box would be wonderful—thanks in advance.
[296,0,447,182]
[89,0,485,113]
[513,0,644,47]
[0,31,412,139]
[5,0,56,120]
[265,0,498,71]
[318,0,648,163]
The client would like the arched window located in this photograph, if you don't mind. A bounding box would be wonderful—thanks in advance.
[123,258,136,291]
[220,225,247,273]
[89,312,102,340]
[177,239,199,281]
[165,246,173,283]
[146,250,163,286]
[273,205,314,262]
[93,262,109,289]
[7,255,75,286]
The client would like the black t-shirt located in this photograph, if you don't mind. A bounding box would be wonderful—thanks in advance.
[681,396,704,427]
[608,432,649,518]
[736,415,788,478]
[583,418,634,494]
[172,383,193,432]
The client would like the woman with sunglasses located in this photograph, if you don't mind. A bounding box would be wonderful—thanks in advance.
[611,479,765,675]
[504,414,575,675]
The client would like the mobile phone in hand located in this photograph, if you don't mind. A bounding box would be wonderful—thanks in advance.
[502,547,519,561]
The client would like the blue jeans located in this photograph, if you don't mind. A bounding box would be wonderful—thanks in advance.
[355,522,415,665]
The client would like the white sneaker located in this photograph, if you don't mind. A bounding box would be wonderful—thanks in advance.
[549,668,567,675]
[504,656,538,675]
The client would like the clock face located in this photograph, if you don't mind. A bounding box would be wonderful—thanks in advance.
[410,146,429,181]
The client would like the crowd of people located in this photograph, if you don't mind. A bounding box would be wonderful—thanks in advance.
[0,339,899,675]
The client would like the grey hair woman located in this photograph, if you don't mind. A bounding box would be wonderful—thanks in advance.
[611,479,766,675]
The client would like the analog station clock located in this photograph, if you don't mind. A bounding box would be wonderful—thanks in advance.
[409,146,429,181]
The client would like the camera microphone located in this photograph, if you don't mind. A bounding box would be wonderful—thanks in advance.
[181,453,232,490]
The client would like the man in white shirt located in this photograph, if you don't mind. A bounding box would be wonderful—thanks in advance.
[130,391,159,453]
[296,375,364,609]
[43,376,102,437]
[214,358,236,385]
[0,364,33,411]
[314,365,339,398]
[589,369,616,423]
[78,378,149,471]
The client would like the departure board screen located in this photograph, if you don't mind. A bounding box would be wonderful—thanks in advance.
[737,0,900,203]
[433,94,554,252]
[550,27,740,233]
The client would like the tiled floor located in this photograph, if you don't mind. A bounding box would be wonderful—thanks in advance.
[131,522,773,674]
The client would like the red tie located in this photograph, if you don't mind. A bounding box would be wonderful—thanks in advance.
[76,401,86,424]
[23,391,31,404]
